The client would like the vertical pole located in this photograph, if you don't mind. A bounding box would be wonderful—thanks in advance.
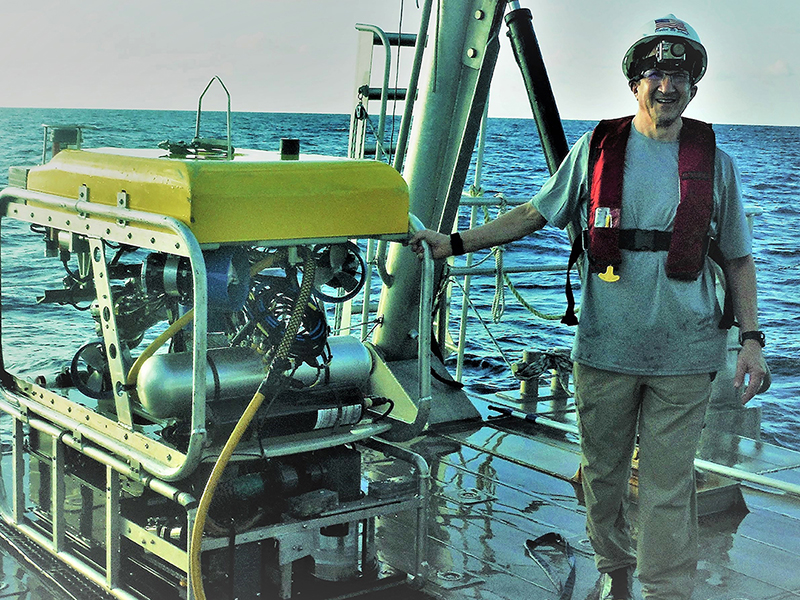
[106,465,121,588]
[456,203,479,382]
[456,103,490,381]
[52,435,65,552]
[504,7,569,174]
[373,0,507,360]
[361,239,377,340]
[12,419,24,524]
[186,507,198,600]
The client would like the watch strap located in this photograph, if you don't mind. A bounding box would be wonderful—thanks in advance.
[450,232,465,256]
[739,330,765,347]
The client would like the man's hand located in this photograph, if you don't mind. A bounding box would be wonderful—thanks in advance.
[408,230,452,260]
[734,341,767,404]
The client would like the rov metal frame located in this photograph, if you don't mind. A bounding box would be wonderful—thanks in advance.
[0,186,433,599]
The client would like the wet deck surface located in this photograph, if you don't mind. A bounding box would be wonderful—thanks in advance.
[0,519,115,600]
[393,404,800,600]
[403,418,619,600]
[2,405,800,599]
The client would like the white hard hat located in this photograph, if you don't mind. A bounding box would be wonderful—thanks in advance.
[622,14,707,83]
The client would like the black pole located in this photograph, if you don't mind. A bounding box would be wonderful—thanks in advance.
[505,8,570,175]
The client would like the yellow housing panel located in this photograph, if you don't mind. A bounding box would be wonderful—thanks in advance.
[26,148,410,244]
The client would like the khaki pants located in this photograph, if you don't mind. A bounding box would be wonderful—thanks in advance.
[573,363,712,600]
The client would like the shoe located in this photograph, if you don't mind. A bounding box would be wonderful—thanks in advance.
[600,566,634,600]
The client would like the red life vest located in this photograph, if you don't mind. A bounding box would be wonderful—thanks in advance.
[586,115,716,278]
[561,115,732,327]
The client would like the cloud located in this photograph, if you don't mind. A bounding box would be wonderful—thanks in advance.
[235,33,266,51]
[766,60,791,77]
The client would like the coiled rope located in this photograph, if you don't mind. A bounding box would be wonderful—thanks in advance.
[475,196,576,322]
[511,348,572,396]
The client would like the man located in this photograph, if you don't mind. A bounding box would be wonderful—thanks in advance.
[409,14,767,600]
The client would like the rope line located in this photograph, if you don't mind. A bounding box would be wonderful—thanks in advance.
[451,276,515,372]
[470,200,575,322]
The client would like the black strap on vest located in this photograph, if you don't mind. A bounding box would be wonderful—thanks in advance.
[561,238,583,326]
[561,229,735,329]
[618,229,672,251]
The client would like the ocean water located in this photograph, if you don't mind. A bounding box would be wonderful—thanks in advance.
[0,107,798,450]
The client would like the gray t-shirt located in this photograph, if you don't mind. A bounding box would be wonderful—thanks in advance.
[532,123,751,375]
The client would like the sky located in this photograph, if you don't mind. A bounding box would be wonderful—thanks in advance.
[1,1,798,126]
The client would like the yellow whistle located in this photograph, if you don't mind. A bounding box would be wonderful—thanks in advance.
[598,266,620,282]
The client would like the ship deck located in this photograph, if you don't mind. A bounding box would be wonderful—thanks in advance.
[1,397,800,600]
[381,394,800,600]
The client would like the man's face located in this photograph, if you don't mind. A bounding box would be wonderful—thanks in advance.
[631,67,697,129]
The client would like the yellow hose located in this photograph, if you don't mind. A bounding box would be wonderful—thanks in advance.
[126,309,195,388]
[189,256,315,600]
[129,244,283,388]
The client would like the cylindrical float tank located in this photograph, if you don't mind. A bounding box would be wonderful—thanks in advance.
[136,335,373,419]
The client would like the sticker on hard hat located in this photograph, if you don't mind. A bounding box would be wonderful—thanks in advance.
[654,18,689,34]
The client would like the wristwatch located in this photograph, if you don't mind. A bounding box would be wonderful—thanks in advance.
[739,330,766,347]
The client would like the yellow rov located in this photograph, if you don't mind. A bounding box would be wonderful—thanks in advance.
[0,88,433,600]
